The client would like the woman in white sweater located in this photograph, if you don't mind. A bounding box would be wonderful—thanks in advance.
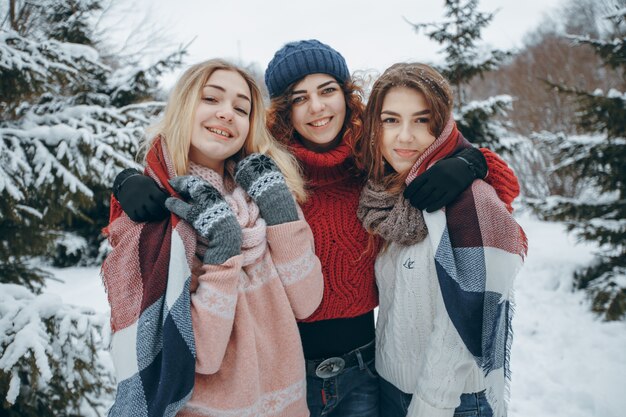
[357,63,527,417]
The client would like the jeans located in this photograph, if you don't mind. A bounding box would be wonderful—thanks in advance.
[305,345,379,417]
[379,376,493,417]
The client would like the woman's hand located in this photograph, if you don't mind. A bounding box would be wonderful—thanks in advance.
[234,153,298,226]
[166,176,242,264]
[403,147,488,212]
[113,169,169,222]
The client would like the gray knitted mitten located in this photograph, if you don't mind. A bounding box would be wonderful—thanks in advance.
[165,176,242,265]
[234,153,298,226]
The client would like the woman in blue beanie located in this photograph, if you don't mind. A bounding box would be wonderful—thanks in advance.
[264,39,519,417]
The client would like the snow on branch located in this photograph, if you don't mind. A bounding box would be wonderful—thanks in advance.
[0,30,107,87]
[0,283,113,407]
[0,100,159,204]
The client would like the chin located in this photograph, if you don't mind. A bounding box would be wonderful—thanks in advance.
[395,164,412,174]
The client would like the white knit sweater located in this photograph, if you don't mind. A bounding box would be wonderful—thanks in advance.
[375,238,486,417]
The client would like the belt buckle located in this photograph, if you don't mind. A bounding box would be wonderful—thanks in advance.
[315,357,345,378]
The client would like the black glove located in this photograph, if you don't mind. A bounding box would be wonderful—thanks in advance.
[166,176,242,264]
[234,153,298,226]
[113,168,169,222]
[403,147,488,212]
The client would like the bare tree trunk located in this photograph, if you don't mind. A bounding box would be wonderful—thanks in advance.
[9,0,17,30]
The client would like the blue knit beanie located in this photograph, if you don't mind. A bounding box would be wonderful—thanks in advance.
[265,39,350,98]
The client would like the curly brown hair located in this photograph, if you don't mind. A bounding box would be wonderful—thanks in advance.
[266,78,367,174]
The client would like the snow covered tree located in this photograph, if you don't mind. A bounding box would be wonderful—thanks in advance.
[407,0,512,148]
[0,283,114,417]
[536,5,626,320]
[0,0,184,283]
[0,0,185,414]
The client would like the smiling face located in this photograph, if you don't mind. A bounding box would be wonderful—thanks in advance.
[189,69,252,174]
[380,86,437,174]
[289,73,347,151]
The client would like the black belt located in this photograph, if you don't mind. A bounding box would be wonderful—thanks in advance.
[305,340,375,378]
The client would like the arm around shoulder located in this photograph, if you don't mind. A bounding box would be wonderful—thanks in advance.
[479,148,520,212]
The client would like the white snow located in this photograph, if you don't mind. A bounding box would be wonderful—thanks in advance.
[38,214,626,417]
[43,266,110,314]
[509,213,626,417]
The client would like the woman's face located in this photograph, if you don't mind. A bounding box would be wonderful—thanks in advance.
[379,86,437,174]
[189,69,251,174]
[289,73,346,151]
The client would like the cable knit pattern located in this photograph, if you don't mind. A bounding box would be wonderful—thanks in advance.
[178,162,324,417]
[375,240,486,417]
[289,137,379,322]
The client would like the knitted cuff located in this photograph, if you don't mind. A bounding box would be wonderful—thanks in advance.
[455,147,488,179]
[112,168,141,200]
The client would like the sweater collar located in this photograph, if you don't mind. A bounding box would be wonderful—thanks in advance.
[290,133,354,186]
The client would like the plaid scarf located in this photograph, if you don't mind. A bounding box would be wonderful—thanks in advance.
[101,138,197,417]
[406,117,528,417]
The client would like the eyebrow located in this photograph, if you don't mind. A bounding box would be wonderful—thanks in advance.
[381,109,431,116]
[203,84,251,102]
[291,80,337,95]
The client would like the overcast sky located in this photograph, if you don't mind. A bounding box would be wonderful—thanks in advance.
[118,0,565,82]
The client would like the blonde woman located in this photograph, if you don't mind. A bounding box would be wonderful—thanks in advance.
[102,59,323,417]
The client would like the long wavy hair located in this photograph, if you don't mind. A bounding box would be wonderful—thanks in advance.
[357,62,453,193]
[143,59,307,203]
[266,78,367,174]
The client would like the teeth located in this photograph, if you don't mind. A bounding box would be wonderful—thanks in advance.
[310,118,330,127]
[207,127,232,137]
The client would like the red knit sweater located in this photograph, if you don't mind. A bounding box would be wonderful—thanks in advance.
[291,138,379,322]
[290,137,520,323]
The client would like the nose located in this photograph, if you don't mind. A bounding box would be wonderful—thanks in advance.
[216,107,234,123]
[308,94,325,114]
[397,122,414,143]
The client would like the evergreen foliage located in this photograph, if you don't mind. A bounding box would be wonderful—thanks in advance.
[407,0,511,147]
[0,0,185,413]
[0,283,114,417]
[534,6,626,320]
[0,0,184,281]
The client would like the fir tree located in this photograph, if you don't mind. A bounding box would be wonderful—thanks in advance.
[0,0,184,279]
[536,5,626,320]
[407,0,512,147]
[0,0,185,413]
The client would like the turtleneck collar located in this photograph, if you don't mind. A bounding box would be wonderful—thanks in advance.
[290,133,355,186]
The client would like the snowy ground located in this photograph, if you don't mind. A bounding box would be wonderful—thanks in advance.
[45,213,626,417]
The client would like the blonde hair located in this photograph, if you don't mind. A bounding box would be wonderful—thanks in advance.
[143,59,307,203]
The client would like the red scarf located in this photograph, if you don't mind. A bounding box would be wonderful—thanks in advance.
[102,137,196,416]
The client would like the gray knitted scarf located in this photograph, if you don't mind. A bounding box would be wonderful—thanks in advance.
[357,180,428,246]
